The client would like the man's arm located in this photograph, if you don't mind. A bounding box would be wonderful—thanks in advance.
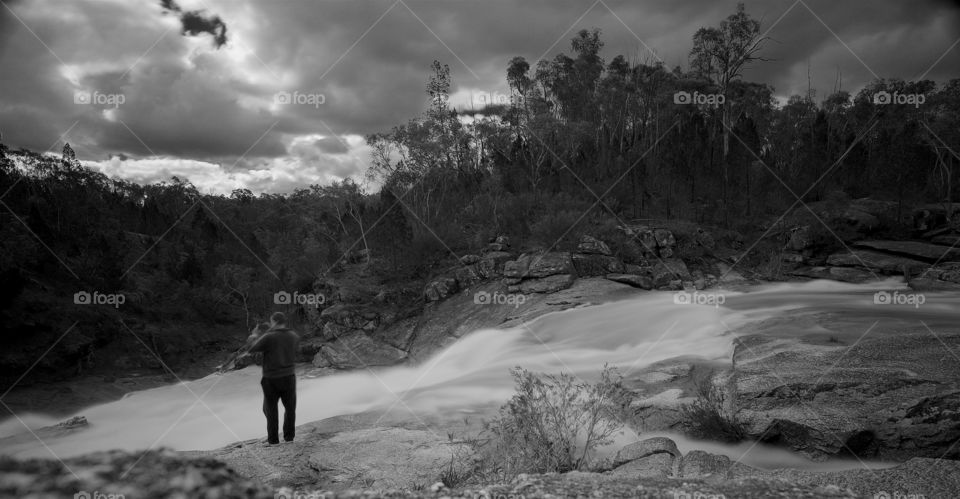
[247,332,271,353]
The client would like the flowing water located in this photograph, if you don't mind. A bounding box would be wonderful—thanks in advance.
[3,278,958,471]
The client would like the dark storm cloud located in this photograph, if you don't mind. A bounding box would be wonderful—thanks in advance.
[0,0,957,194]
[159,0,228,48]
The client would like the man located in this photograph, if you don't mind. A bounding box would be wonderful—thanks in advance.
[248,311,300,445]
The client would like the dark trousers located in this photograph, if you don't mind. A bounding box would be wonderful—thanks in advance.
[260,375,296,443]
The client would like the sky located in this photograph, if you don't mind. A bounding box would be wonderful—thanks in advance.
[0,0,958,195]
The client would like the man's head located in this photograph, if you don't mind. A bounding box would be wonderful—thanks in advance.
[270,311,286,328]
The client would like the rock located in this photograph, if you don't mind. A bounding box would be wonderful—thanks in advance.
[572,253,625,277]
[734,333,960,461]
[307,427,469,490]
[477,251,514,277]
[695,228,716,250]
[526,252,575,278]
[651,258,691,288]
[781,252,804,264]
[299,336,326,359]
[841,206,880,233]
[788,226,812,251]
[424,276,458,302]
[680,450,733,478]
[312,331,407,369]
[454,265,481,288]
[653,229,676,249]
[57,416,88,428]
[855,240,960,262]
[518,274,575,294]
[320,303,380,330]
[577,235,611,255]
[484,242,507,253]
[503,258,528,279]
[605,273,653,289]
[788,266,876,283]
[460,254,481,265]
[613,437,681,467]
[825,250,926,275]
[624,263,649,275]
[610,452,675,478]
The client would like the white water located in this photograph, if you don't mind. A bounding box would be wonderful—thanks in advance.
[2,278,956,471]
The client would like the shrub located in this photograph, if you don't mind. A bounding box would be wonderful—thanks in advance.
[473,366,634,482]
[680,375,745,443]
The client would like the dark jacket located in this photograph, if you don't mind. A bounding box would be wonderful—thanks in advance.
[248,327,300,378]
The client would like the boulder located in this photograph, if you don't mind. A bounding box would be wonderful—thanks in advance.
[680,450,733,478]
[605,273,653,289]
[572,253,625,277]
[518,274,575,294]
[312,331,407,369]
[478,251,514,277]
[695,228,716,250]
[653,228,676,249]
[526,252,575,278]
[788,226,812,251]
[454,265,481,288]
[577,235,611,255]
[651,258,691,288]
[613,437,681,468]
[460,254,481,265]
[423,276,458,302]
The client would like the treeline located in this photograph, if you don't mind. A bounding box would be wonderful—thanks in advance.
[367,4,959,240]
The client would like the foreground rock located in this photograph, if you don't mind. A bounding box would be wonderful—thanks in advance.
[733,333,960,461]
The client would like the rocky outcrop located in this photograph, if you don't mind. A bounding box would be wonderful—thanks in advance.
[733,333,960,461]
[825,249,926,275]
[788,266,877,283]
[312,331,408,369]
[571,253,625,277]
[513,274,575,294]
[651,258,691,289]
[424,276,459,302]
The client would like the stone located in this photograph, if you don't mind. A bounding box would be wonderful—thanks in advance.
[518,274,575,294]
[605,273,653,289]
[525,252,575,278]
[651,258,691,288]
[572,253,625,277]
[577,235,612,255]
[311,331,407,369]
[680,450,732,478]
[653,228,676,249]
[460,254,481,265]
[423,276,458,302]
[613,437,681,467]
[825,250,926,275]
[454,265,481,288]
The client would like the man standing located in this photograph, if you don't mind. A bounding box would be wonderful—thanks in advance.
[248,311,300,445]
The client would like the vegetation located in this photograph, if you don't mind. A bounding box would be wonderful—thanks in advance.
[680,374,745,443]
[465,366,633,482]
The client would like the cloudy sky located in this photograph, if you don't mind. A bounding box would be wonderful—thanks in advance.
[1,0,958,194]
